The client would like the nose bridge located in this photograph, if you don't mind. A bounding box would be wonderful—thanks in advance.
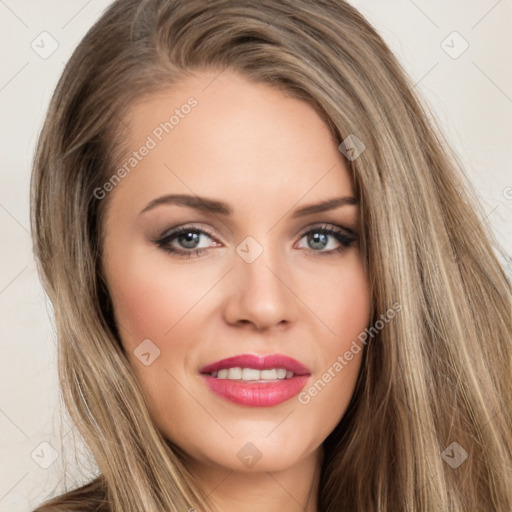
[239,235,281,288]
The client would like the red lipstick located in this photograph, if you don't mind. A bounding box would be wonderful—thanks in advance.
[199,353,310,407]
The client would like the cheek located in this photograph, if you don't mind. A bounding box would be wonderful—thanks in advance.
[332,256,371,337]
[332,256,371,370]
[106,252,210,348]
[301,251,371,343]
[104,253,210,425]
[297,253,370,425]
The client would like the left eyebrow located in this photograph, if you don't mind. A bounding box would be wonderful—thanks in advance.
[291,196,358,218]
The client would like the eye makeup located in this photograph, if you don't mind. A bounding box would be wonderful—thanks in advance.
[152,223,358,259]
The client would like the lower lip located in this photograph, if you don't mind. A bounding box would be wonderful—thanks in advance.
[200,374,310,407]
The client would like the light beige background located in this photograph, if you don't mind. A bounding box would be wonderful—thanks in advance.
[1,1,511,510]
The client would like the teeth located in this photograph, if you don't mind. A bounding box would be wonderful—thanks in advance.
[210,367,294,380]
[260,369,277,379]
[228,367,242,379]
[242,368,261,380]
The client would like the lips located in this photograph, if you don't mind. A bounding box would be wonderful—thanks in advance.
[199,353,311,407]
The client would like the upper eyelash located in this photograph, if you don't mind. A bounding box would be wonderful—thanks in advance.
[154,224,358,258]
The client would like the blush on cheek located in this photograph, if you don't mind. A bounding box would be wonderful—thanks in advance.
[311,258,372,342]
[108,263,198,350]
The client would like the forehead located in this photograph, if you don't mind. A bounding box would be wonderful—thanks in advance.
[107,69,354,217]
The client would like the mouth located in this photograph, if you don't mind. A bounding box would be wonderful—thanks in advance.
[199,353,310,407]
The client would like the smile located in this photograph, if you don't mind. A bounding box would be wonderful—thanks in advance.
[199,353,310,407]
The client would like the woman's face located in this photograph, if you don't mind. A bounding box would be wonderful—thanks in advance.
[101,69,371,475]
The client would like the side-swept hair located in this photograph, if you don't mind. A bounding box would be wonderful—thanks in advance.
[31,1,512,510]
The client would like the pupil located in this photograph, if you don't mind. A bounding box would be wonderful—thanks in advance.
[179,232,199,249]
[309,232,327,250]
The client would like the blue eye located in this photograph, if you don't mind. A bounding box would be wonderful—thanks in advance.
[154,224,358,258]
[297,225,357,255]
[155,226,216,258]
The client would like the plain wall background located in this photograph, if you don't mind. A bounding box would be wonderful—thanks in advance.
[1,1,511,510]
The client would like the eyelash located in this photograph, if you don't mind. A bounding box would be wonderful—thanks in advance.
[153,223,358,259]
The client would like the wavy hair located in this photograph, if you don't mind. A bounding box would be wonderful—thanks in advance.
[31,0,512,510]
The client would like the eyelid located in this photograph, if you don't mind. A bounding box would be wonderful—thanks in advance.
[155,223,219,243]
[298,222,358,238]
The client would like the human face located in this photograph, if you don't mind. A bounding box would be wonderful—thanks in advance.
[101,69,371,475]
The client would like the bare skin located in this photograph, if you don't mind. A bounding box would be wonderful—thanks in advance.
[101,69,371,512]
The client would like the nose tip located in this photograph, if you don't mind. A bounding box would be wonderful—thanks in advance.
[223,241,296,330]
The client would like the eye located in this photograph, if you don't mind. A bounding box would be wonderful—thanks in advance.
[154,225,219,258]
[296,224,358,257]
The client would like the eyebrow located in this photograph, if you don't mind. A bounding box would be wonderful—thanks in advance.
[138,194,358,218]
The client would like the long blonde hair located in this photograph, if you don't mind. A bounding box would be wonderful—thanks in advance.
[31,0,512,510]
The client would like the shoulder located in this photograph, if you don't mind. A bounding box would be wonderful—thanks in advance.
[33,476,108,512]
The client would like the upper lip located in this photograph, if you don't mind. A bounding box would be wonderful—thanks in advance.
[199,354,310,376]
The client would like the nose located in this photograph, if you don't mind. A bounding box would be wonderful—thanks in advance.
[223,241,298,331]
